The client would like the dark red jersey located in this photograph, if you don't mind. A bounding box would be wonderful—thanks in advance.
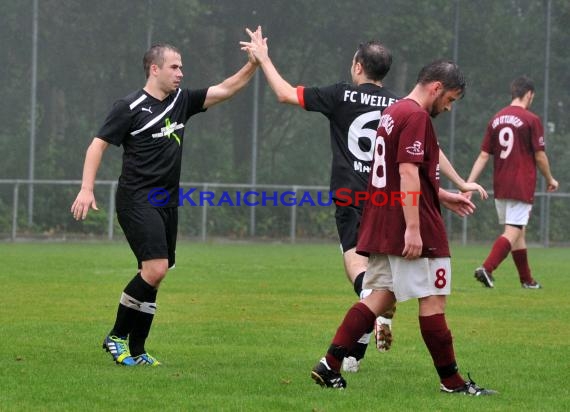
[481,105,545,203]
[357,99,449,258]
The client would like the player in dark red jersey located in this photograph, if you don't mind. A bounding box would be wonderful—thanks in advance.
[71,39,260,366]
[241,27,399,372]
[241,27,485,373]
[309,60,496,395]
[467,76,558,289]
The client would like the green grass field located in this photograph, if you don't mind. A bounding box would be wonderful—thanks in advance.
[1,242,568,411]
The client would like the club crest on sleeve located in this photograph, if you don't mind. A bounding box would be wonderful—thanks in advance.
[406,140,424,155]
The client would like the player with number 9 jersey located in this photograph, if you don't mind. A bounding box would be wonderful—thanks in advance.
[467,76,557,289]
[481,105,545,203]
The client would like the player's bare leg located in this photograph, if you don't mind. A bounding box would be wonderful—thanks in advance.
[342,248,368,285]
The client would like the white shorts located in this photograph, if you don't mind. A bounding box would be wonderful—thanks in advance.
[495,199,532,226]
[363,254,451,302]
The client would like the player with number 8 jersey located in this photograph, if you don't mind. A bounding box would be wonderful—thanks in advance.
[242,27,400,371]
[358,98,449,258]
[311,60,496,395]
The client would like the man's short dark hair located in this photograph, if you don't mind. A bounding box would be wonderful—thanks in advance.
[417,59,466,95]
[143,44,181,79]
[511,76,535,99]
[354,41,392,82]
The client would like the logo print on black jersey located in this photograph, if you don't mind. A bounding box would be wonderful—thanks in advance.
[151,117,184,145]
[164,118,181,145]
[141,106,153,114]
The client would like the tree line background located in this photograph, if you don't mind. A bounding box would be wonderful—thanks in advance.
[1,0,569,243]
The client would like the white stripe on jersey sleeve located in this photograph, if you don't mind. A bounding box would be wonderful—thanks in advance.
[129,94,148,110]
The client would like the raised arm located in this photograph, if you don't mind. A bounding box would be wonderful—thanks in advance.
[240,26,299,105]
[203,58,258,109]
[71,137,109,220]
[535,151,559,192]
[439,149,487,199]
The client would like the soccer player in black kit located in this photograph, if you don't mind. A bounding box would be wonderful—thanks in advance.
[241,27,399,372]
[71,39,259,366]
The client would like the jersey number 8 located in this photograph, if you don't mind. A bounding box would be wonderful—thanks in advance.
[371,136,387,189]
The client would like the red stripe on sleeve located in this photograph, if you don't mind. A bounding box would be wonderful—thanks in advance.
[296,86,306,109]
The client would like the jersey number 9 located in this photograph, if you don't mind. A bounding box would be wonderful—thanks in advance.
[498,127,514,159]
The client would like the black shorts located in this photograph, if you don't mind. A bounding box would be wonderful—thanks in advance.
[335,205,362,253]
[117,207,178,269]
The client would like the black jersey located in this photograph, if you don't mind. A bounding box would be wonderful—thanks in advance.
[97,88,208,210]
[299,83,398,200]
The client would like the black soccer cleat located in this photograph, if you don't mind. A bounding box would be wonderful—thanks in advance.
[311,358,347,389]
[474,267,494,288]
[440,374,498,396]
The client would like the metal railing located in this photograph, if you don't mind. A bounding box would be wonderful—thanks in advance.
[1,179,569,245]
[0,179,332,243]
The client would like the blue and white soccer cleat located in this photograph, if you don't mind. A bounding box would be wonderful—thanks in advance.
[102,335,136,366]
[132,353,161,366]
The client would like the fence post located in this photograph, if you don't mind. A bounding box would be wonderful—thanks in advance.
[249,194,256,237]
[12,182,19,241]
[290,185,298,243]
[544,194,551,247]
[201,184,208,242]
